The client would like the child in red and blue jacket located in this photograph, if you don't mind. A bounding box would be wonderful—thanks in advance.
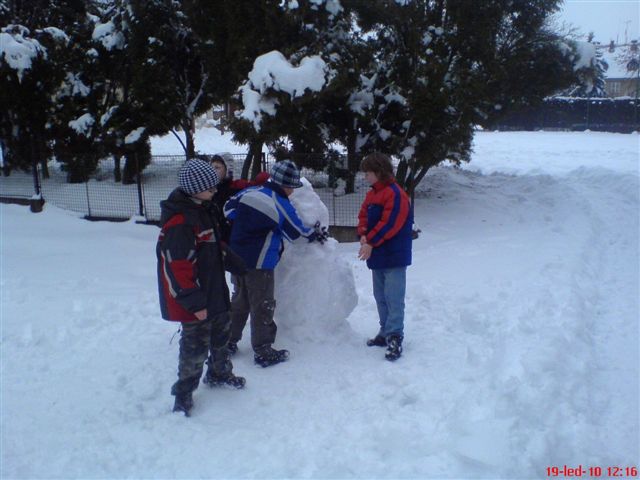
[357,153,413,361]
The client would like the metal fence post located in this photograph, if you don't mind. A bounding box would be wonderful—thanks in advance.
[30,157,44,212]
[330,159,337,225]
[85,181,92,217]
[136,152,144,217]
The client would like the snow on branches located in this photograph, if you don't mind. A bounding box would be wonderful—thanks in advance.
[238,50,329,131]
[0,26,46,82]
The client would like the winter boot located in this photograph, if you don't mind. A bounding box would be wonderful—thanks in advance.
[385,336,403,361]
[203,350,245,388]
[173,392,194,417]
[254,347,290,368]
[366,335,386,347]
[227,341,238,356]
[204,370,246,389]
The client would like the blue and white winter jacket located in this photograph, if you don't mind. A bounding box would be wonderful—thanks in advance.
[224,181,312,269]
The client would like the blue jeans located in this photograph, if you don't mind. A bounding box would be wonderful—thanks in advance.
[372,267,406,339]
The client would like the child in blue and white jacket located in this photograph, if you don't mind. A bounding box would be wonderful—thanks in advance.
[223,160,320,367]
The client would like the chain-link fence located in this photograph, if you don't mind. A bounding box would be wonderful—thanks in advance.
[0,154,366,228]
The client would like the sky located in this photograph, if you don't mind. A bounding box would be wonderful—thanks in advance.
[557,0,639,43]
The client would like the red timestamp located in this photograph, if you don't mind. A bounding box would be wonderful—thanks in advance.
[546,465,638,477]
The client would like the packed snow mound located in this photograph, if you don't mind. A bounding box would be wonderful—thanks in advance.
[288,177,330,227]
[274,178,357,341]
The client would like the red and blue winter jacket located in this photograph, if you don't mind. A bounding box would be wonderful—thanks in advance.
[357,179,413,270]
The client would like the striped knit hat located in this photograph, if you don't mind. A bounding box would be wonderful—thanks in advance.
[271,160,303,189]
[178,159,219,195]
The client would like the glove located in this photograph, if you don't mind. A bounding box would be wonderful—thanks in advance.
[308,221,329,245]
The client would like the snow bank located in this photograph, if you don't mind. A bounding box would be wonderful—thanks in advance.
[463,130,639,176]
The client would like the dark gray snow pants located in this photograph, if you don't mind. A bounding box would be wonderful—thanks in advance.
[229,269,277,353]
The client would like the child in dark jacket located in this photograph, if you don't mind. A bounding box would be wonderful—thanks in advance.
[157,159,247,417]
[208,154,270,245]
[357,153,413,361]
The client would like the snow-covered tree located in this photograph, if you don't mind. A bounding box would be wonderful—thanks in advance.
[219,1,325,177]
[87,0,156,184]
[345,0,579,194]
[228,0,361,179]
[0,1,75,176]
[1,0,136,182]
[227,0,580,194]
[562,34,609,98]
[48,1,115,183]
[126,0,226,159]
[614,39,640,81]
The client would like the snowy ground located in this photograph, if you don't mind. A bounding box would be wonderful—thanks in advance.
[1,131,639,479]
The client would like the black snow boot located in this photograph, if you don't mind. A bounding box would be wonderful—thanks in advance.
[173,392,194,417]
[204,371,246,389]
[366,335,386,347]
[227,341,238,356]
[203,350,245,388]
[385,336,403,361]
[254,347,289,368]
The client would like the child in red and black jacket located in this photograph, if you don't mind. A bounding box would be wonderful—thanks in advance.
[357,153,413,361]
[157,159,247,417]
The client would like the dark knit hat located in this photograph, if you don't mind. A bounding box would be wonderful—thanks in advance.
[270,160,303,189]
[178,159,219,195]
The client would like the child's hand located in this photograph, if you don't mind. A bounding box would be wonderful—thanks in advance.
[194,309,208,321]
[360,235,368,245]
[358,243,372,261]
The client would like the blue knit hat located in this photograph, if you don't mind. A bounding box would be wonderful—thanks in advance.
[179,159,219,195]
[271,160,303,189]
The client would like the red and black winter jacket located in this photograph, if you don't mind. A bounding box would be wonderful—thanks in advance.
[357,179,413,270]
[157,188,245,322]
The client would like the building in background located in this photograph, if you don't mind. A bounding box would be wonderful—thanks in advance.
[602,40,639,98]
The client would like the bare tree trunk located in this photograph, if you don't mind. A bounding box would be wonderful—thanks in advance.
[0,139,8,176]
[345,131,359,194]
[251,151,263,179]
[39,157,49,179]
[241,140,263,180]
[123,141,150,184]
[396,159,409,191]
[37,135,49,179]
[113,155,122,183]
[183,118,196,160]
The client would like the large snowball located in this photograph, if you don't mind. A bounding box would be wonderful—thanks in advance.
[274,178,357,341]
